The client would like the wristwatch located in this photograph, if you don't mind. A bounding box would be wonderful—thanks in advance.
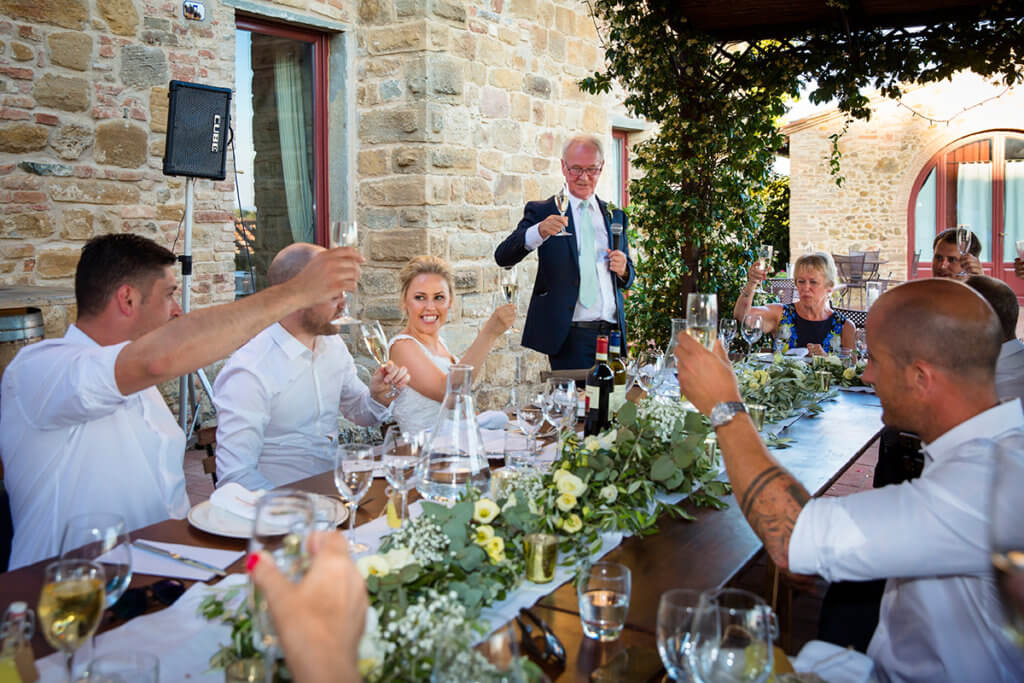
[709,401,747,429]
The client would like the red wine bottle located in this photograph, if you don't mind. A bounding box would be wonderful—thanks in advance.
[584,335,614,436]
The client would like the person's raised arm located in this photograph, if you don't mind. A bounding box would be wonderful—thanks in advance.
[733,264,783,335]
[673,331,811,571]
[115,248,362,396]
[458,303,515,381]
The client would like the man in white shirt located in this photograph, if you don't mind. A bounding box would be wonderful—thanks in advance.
[213,243,408,490]
[674,278,1024,682]
[966,275,1024,402]
[0,233,362,569]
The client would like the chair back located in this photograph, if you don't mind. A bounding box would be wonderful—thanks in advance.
[833,307,868,328]
[834,253,866,285]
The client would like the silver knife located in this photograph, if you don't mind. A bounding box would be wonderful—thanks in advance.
[133,541,228,577]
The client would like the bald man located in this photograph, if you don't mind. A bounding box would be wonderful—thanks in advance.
[674,279,1024,682]
[212,243,409,490]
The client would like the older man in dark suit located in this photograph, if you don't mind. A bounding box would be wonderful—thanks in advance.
[495,134,635,369]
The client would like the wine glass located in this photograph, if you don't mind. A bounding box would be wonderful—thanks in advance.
[334,443,377,553]
[552,182,571,236]
[688,588,777,683]
[773,324,792,354]
[991,434,1024,649]
[544,379,577,442]
[855,328,868,360]
[516,386,547,459]
[741,314,764,362]
[360,320,399,398]
[249,490,315,683]
[686,293,718,350]
[633,350,662,395]
[382,426,425,526]
[38,559,105,683]
[657,589,702,682]
[755,244,774,295]
[330,221,360,326]
[719,319,737,354]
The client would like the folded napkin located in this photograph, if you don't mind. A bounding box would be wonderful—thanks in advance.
[478,410,509,430]
[785,347,809,357]
[131,540,244,581]
[793,640,874,683]
[209,482,264,521]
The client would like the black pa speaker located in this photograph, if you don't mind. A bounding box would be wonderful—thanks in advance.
[163,80,232,180]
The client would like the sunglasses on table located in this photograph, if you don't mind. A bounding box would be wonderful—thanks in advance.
[111,579,186,621]
[515,608,566,668]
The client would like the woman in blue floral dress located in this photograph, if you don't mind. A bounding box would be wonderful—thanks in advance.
[733,252,855,355]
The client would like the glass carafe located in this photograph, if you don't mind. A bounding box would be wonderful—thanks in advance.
[654,318,687,399]
[416,364,490,505]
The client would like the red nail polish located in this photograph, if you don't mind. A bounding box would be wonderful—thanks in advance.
[246,553,260,572]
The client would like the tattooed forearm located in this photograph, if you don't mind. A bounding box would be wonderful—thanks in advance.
[739,467,786,518]
[737,466,812,568]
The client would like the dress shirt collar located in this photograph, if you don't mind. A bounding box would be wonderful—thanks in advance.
[64,323,98,347]
[267,322,312,361]
[922,399,1024,463]
[568,190,596,213]
[999,338,1024,360]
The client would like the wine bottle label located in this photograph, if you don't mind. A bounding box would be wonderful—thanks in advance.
[585,385,601,413]
[609,386,627,415]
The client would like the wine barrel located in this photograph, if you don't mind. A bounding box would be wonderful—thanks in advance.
[0,307,44,379]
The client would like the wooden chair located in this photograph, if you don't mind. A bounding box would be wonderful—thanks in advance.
[196,425,218,487]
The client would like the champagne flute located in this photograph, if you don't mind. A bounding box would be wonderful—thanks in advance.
[38,559,105,683]
[657,588,702,681]
[991,435,1024,649]
[382,426,425,526]
[59,513,131,667]
[741,314,763,362]
[249,490,315,683]
[498,266,519,336]
[333,442,377,553]
[552,183,571,236]
[360,320,399,398]
[755,244,774,295]
[330,221,360,326]
[719,319,737,354]
[955,224,972,277]
[686,293,718,350]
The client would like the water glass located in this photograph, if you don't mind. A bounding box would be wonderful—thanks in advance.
[865,281,883,309]
[815,370,832,392]
[837,349,855,368]
[719,318,738,352]
[382,427,425,525]
[333,443,377,553]
[516,386,547,456]
[633,351,662,395]
[577,561,631,642]
[741,314,764,360]
[84,652,159,683]
[991,434,1024,649]
[855,328,868,359]
[688,588,777,683]
[60,513,132,609]
[686,293,718,350]
[657,589,702,682]
[544,379,576,440]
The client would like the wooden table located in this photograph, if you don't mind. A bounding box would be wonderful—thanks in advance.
[0,392,882,680]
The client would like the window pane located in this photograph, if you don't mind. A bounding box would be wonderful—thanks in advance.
[611,136,624,208]
[914,166,936,261]
[234,27,317,293]
[1006,136,1024,262]
[955,161,992,260]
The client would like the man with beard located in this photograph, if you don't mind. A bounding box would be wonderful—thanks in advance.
[213,243,409,490]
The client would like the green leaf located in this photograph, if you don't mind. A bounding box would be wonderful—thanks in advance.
[650,455,676,482]
[617,402,637,428]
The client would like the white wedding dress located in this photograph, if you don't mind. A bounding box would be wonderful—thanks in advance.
[387,334,456,435]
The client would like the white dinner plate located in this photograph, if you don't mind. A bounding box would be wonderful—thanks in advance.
[187,494,348,539]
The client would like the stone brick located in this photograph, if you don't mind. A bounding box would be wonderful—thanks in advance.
[480,86,508,118]
[48,31,91,71]
[149,87,167,133]
[480,207,514,233]
[502,155,533,174]
[525,74,551,99]
[156,204,183,221]
[394,0,424,18]
[49,178,141,204]
[453,267,480,291]
[97,0,138,35]
[368,229,429,261]
[493,174,521,205]
[0,123,49,156]
[489,68,521,91]
[547,32,566,61]
[0,0,87,30]
[399,207,427,226]
[120,45,167,89]
[432,0,465,22]
[359,268,399,295]
[359,207,399,230]
[52,122,92,159]
[393,146,425,173]
[426,176,455,204]
[94,120,147,168]
[361,177,425,206]
[60,207,94,239]
[488,119,521,152]
[464,177,493,205]
[11,41,32,61]
[508,0,536,18]
[359,0,389,23]
[510,93,530,122]
[427,55,463,97]
[359,107,426,144]
[33,74,89,111]
[36,248,79,278]
[555,6,574,34]
[358,148,389,175]
[582,104,606,132]
[1,212,53,238]
[478,150,502,172]
[429,146,475,173]
[19,161,72,176]
[449,233,493,261]
[0,244,34,258]
[366,23,426,54]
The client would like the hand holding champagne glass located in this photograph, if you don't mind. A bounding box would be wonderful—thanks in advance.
[360,320,400,398]
[38,559,105,682]
[754,244,774,295]
[552,182,572,238]
[686,293,718,350]
[330,221,360,326]
[497,265,519,336]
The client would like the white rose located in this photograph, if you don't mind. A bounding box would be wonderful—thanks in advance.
[583,436,601,451]
[356,554,391,579]
[384,547,413,571]
[599,485,618,504]
[597,432,617,450]
[556,472,587,497]
[555,492,577,512]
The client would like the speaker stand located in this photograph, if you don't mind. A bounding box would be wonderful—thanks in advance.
[177,176,214,441]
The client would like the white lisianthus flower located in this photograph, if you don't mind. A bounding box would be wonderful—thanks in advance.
[599,485,618,504]
[356,554,391,579]
[556,472,587,497]
[842,367,857,380]
[473,498,500,524]
[583,436,601,451]
[474,524,495,545]
[597,432,617,450]
[384,547,413,571]
[552,469,569,485]
[562,513,583,533]
[555,492,577,512]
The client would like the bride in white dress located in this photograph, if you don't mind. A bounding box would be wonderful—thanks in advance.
[388,255,515,435]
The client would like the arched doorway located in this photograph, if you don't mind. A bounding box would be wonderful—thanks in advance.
[908,130,1024,297]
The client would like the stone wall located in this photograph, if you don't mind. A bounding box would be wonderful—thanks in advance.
[784,72,1024,281]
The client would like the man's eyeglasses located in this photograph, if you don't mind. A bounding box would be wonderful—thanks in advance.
[111,579,186,621]
[565,164,603,178]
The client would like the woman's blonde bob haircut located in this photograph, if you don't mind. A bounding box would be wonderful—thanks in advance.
[793,251,838,289]
[398,255,455,313]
